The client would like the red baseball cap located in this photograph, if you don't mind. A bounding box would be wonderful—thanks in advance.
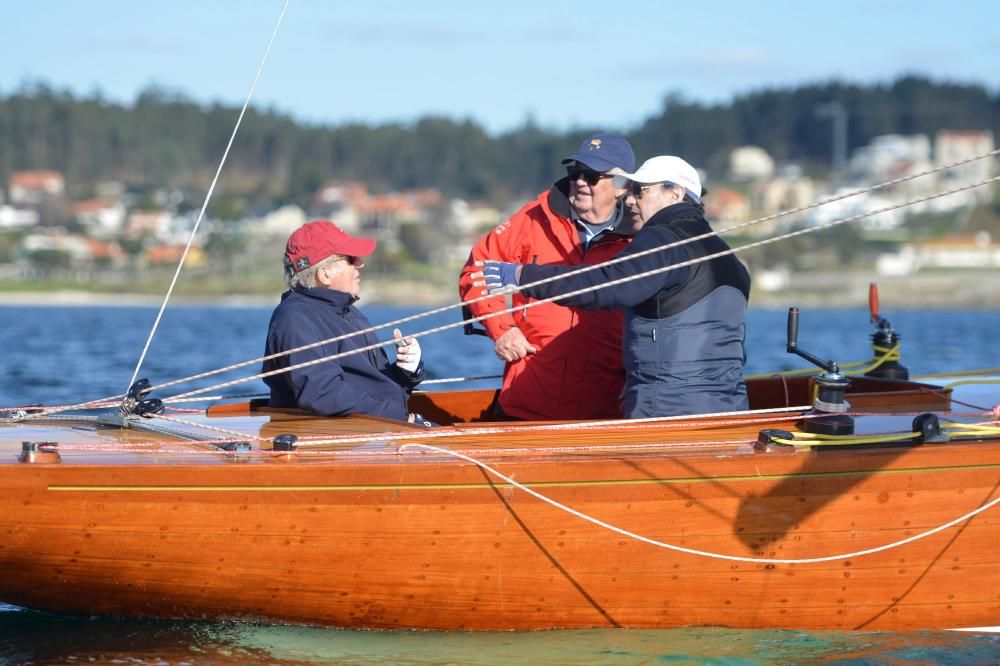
[284,220,376,274]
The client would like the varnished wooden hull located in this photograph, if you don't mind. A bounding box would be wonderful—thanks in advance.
[1,378,998,631]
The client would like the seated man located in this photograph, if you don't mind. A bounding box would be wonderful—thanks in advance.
[476,156,750,419]
[262,220,425,422]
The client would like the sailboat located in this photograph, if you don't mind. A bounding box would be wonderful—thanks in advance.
[2,288,999,631]
[2,2,998,634]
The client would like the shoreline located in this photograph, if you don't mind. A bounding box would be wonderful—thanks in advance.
[1,270,999,309]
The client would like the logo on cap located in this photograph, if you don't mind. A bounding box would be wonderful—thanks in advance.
[295,257,311,271]
[589,138,602,150]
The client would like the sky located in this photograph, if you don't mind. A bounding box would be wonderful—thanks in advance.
[3,0,999,135]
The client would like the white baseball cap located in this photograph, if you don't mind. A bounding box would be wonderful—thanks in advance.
[612,155,702,203]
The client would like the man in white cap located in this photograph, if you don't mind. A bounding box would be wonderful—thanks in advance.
[475,156,751,418]
[262,220,427,422]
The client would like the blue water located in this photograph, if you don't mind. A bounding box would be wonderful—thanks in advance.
[2,304,999,663]
[2,303,998,409]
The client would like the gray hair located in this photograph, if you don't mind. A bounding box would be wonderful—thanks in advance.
[286,253,345,289]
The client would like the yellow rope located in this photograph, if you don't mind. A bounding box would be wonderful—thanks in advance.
[744,343,900,381]
[914,367,1000,380]
[844,343,900,376]
[769,420,1000,448]
[771,432,920,447]
[941,378,1000,390]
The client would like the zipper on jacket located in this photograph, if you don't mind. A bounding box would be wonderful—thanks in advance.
[521,255,538,321]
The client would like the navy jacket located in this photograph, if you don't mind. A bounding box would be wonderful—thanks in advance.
[520,202,750,418]
[262,286,424,420]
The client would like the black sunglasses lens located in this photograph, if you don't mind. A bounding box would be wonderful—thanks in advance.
[568,167,602,185]
[629,183,642,197]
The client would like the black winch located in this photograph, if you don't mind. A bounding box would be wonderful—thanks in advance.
[864,283,909,381]
[785,307,855,435]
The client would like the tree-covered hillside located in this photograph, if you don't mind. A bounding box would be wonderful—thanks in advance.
[1,76,996,205]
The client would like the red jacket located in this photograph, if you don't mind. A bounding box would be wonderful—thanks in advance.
[458,179,632,420]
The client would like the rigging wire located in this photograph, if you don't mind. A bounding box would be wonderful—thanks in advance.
[152,172,1000,405]
[4,150,997,420]
[121,0,290,400]
[93,149,1000,397]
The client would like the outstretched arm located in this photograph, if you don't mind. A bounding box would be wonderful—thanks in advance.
[491,227,690,311]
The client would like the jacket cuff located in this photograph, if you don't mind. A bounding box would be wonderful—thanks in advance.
[483,317,517,340]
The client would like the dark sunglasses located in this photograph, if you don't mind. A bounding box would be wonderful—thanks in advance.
[340,255,362,266]
[628,181,680,199]
[627,182,657,199]
[566,165,611,186]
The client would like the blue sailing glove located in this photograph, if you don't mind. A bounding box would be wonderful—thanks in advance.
[481,261,521,296]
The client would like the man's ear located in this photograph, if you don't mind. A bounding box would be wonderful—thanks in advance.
[316,264,332,287]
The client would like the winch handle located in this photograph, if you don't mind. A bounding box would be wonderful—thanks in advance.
[869,283,880,325]
[786,307,838,373]
[787,307,800,350]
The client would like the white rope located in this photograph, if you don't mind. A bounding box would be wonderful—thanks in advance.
[492,174,1000,301]
[162,393,268,404]
[290,404,810,448]
[153,173,1000,405]
[105,149,1000,399]
[10,153,998,420]
[419,375,502,385]
[122,0,291,398]
[400,442,1000,564]
[150,413,259,441]
[9,171,994,420]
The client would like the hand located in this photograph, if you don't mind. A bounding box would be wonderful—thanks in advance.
[407,412,436,428]
[473,260,522,296]
[494,326,537,363]
[393,328,421,373]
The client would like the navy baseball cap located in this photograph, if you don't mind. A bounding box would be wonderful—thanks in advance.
[561,133,636,173]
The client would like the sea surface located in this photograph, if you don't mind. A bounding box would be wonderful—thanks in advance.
[1,303,999,664]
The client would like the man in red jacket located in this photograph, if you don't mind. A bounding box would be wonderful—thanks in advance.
[458,133,637,420]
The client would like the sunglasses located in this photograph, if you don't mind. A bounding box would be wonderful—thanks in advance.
[627,182,659,199]
[339,255,362,266]
[566,165,612,186]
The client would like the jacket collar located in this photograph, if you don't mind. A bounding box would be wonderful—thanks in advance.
[287,285,358,311]
[548,176,632,237]
[548,177,573,219]
[645,202,703,228]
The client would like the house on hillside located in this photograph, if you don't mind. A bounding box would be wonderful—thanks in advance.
[356,188,443,241]
[73,199,127,238]
[9,170,65,206]
[0,205,39,230]
[848,135,933,201]
[125,210,173,241]
[357,193,419,240]
[448,199,502,236]
[255,204,307,238]
[876,232,1000,275]
[728,146,775,182]
[312,180,367,232]
[704,188,749,228]
[935,130,995,203]
[144,244,206,268]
